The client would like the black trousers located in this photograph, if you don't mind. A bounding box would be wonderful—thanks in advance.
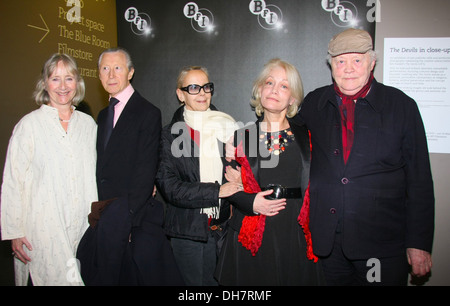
[320,233,409,286]
[170,232,218,286]
[77,199,184,286]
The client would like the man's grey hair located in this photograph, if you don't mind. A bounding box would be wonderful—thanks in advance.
[98,47,134,71]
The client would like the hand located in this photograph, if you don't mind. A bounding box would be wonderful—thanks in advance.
[225,166,241,185]
[11,237,32,264]
[407,248,432,277]
[225,135,236,162]
[152,185,157,197]
[253,189,286,216]
[219,182,244,198]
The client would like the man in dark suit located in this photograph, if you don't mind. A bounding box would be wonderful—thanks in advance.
[298,29,434,285]
[77,47,182,285]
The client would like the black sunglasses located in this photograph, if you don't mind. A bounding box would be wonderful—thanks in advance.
[180,82,214,95]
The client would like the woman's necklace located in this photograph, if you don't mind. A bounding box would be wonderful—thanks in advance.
[59,109,73,123]
[259,127,295,155]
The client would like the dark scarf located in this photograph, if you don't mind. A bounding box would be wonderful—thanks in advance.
[334,72,374,163]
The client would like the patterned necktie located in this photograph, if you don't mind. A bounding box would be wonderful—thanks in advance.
[104,97,119,149]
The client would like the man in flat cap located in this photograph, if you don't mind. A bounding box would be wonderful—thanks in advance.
[298,28,434,285]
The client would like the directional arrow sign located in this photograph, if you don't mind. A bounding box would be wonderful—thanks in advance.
[27,14,50,43]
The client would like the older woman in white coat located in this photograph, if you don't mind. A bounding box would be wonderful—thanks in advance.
[0,53,98,286]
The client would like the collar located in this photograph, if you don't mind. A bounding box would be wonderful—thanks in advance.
[363,79,384,113]
[110,84,134,105]
[170,104,219,125]
[318,78,384,113]
[41,104,76,118]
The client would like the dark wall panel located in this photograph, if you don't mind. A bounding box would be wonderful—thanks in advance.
[116,0,376,125]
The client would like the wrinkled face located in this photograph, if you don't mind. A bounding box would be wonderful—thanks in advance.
[47,60,77,108]
[176,70,211,112]
[331,52,376,96]
[259,66,294,115]
[99,51,134,97]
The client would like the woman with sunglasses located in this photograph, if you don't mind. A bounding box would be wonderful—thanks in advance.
[156,66,242,286]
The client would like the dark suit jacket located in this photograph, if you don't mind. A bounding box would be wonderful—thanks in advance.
[77,90,183,285]
[299,79,435,259]
[96,90,161,226]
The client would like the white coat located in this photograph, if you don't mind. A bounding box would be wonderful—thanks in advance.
[1,104,98,286]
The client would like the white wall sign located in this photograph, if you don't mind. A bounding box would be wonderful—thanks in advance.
[384,37,450,154]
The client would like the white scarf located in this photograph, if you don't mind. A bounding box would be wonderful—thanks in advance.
[183,107,237,218]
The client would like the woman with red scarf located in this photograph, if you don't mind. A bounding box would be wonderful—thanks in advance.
[215,59,324,286]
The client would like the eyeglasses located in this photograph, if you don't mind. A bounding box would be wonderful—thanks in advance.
[180,83,214,95]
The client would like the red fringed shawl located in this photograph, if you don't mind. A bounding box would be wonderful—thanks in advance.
[297,182,318,262]
[235,139,318,262]
[235,142,265,256]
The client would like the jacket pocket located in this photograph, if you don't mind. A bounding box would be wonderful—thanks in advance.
[356,189,406,243]
[374,191,406,242]
[376,129,405,168]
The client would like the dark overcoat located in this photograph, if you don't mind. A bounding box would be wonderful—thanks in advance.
[299,79,435,259]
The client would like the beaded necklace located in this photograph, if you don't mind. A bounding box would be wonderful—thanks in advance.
[59,108,73,123]
[259,128,295,155]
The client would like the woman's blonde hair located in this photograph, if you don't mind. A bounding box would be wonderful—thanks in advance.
[250,58,304,118]
[33,53,85,106]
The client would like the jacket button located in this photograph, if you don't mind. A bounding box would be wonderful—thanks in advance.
[330,208,337,214]
[333,149,340,156]
[341,177,349,184]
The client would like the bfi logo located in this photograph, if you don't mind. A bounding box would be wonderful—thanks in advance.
[249,0,284,30]
[321,0,381,27]
[183,2,215,33]
[124,7,152,36]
